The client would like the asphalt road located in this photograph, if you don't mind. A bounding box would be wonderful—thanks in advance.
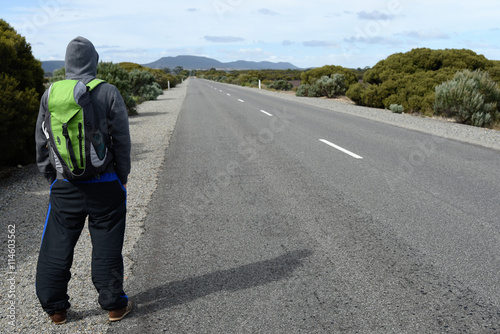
[108,78,500,333]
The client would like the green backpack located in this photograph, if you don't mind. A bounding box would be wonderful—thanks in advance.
[43,78,113,180]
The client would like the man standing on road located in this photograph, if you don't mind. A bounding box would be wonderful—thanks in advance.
[34,36,132,324]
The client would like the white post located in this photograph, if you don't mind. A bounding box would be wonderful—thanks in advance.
[259,80,261,89]
[168,81,170,90]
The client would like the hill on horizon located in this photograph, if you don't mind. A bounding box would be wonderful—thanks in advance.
[41,55,300,74]
[142,55,299,70]
[41,60,65,74]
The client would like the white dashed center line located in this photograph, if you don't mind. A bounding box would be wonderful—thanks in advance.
[260,110,273,117]
[319,139,363,159]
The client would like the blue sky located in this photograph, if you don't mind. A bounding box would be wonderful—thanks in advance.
[2,0,500,69]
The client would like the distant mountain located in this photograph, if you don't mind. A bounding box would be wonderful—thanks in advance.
[41,55,299,75]
[41,60,65,74]
[142,55,299,70]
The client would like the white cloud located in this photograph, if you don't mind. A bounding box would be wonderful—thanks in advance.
[344,36,399,46]
[303,40,340,48]
[204,36,245,43]
[397,29,450,40]
[357,10,396,21]
[258,8,279,16]
[95,45,121,49]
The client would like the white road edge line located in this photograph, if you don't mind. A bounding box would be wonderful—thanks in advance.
[319,139,363,159]
[238,99,245,103]
[260,110,273,117]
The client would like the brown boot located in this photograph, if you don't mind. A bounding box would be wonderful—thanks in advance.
[109,300,133,322]
[49,310,67,324]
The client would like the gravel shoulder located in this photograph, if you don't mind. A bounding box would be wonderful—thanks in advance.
[1,78,499,332]
[0,80,187,333]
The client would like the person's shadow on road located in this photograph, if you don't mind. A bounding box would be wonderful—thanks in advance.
[127,248,313,314]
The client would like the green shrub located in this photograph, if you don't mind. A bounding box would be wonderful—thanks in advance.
[346,82,366,105]
[136,81,163,101]
[390,104,404,114]
[487,60,500,84]
[128,69,163,103]
[216,76,227,83]
[296,84,310,97]
[149,70,175,90]
[363,84,385,108]
[296,73,347,98]
[249,79,261,87]
[0,19,44,167]
[434,69,500,127]
[97,62,137,115]
[308,84,320,98]
[354,48,497,114]
[296,84,320,97]
[119,62,179,90]
[268,79,293,91]
[0,20,44,97]
[315,74,347,98]
[50,67,66,83]
[235,73,256,86]
[300,65,357,87]
[0,74,40,166]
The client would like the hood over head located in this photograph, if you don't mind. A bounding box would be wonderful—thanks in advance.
[65,36,99,83]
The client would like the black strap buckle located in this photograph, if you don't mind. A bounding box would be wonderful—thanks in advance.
[62,123,69,137]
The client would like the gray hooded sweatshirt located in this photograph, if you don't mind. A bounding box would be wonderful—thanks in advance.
[35,36,131,184]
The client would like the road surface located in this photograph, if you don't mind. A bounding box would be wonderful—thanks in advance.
[108,78,500,333]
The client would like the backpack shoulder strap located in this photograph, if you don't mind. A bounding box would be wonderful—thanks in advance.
[86,78,105,91]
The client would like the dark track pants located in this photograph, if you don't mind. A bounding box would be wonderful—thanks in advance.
[36,178,128,314]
